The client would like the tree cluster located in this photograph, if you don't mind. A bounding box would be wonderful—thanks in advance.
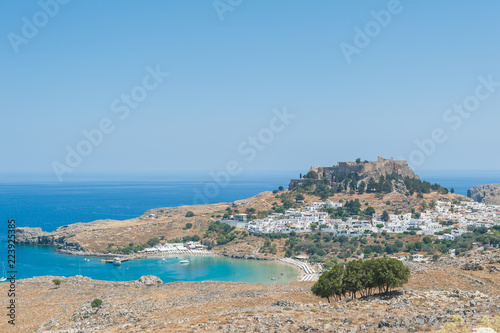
[402,176,448,195]
[312,257,410,303]
[204,221,237,245]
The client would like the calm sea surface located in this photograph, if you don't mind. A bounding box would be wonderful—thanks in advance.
[11,245,298,283]
[0,170,499,282]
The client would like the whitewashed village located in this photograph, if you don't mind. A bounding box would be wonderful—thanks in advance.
[221,200,500,243]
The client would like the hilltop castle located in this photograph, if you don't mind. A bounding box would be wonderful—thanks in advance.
[289,157,419,191]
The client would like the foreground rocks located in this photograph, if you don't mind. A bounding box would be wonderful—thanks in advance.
[458,248,500,272]
[137,275,163,287]
[464,260,486,271]
[3,263,500,333]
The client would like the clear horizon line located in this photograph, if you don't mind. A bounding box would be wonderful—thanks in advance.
[1,168,500,174]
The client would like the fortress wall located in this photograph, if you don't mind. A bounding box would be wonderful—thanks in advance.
[289,157,419,189]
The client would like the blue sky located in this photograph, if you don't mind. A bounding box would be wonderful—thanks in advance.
[1,0,500,178]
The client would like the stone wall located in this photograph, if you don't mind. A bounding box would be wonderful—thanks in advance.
[289,157,419,190]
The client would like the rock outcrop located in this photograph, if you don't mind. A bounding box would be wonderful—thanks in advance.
[16,227,62,245]
[289,156,419,192]
[16,226,85,252]
[137,275,163,287]
[468,184,500,205]
[462,260,485,271]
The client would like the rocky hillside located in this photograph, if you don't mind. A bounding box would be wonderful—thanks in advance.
[468,184,500,205]
[3,247,500,332]
[288,157,438,196]
[313,156,419,181]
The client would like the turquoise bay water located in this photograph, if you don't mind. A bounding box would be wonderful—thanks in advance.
[1,170,500,282]
[13,245,297,283]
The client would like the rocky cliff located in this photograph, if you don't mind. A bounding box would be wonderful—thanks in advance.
[468,184,500,205]
[16,226,86,252]
[289,156,420,192]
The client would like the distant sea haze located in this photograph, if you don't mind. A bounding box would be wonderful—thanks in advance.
[0,170,499,234]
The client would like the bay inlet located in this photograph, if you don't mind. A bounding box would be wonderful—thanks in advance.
[7,245,297,283]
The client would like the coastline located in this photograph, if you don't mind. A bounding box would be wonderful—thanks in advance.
[279,258,318,282]
[18,243,306,283]
[20,229,316,282]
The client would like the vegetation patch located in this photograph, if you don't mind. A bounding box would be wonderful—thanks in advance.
[311,257,410,303]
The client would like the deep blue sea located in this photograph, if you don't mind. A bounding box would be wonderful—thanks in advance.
[417,170,500,196]
[0,171,297,232]
[0,170,499,282]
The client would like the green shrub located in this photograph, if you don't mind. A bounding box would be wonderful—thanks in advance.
[91,298,103,308]
[147,237,160,247]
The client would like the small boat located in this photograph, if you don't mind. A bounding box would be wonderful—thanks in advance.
[84,258,90,262]
[271,277,277,280]
[113,258,122,266]
[179,260,190,264]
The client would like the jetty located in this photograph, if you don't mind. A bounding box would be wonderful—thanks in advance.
[101,257,136,264]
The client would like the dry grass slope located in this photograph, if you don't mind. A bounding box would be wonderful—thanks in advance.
[2,248,500,332]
